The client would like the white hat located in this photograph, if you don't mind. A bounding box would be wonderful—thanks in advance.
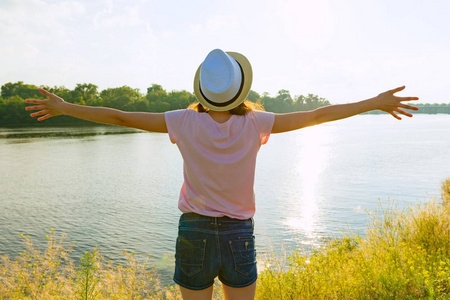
[193,49,253,111]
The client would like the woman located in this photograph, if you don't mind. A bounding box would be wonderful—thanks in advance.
[24,49,419,300]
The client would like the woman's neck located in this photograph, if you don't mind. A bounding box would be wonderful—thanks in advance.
[207,110,232,123]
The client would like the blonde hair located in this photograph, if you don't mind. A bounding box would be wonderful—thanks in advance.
[188,100,264,115]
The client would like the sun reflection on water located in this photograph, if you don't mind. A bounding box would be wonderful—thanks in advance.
[282,126,333,245]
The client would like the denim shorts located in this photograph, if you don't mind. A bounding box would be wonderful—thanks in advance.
[173,212,257,290]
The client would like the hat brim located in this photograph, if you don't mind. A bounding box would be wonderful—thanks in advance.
[193,51,253,112]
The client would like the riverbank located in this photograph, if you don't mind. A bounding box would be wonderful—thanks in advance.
[257,178,450,299]
[1,179,449,299]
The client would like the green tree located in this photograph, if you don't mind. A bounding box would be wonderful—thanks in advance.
[1,81,41,99]
[295,95,306,111]
[167,90,196,110]
[276,89,293,104]
[146,84,167,102]
[0,95,30,125]
[146,84,169,112]
[72,83,101,106]
[100,86,144,111]
[247,90,261,101]
[260,92,274,112]
[302,94,329,110]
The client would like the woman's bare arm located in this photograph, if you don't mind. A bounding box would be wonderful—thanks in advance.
[272,86,419,133]
[25,89,167,133]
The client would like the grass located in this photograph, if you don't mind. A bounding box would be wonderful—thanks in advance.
[0,229,176,299]
[257,178,450,299]
[1,178,449,299]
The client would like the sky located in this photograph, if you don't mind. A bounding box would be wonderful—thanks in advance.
[1,0,449,104]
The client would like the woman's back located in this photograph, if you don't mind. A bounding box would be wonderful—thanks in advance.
[165,109,274,219]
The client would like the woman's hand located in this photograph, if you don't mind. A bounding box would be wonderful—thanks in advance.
[375,86,419,120]
[24,88,65,121]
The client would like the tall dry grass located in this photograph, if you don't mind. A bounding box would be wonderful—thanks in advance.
[442,178,450,206]
[0,228,179,299]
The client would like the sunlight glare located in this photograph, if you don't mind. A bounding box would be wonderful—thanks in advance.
[283,126,333,239]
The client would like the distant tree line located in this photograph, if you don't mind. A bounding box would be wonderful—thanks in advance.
[365,102,450,115]
[0,82,197,126]
[0,81,448,126]
[0,81,331,126]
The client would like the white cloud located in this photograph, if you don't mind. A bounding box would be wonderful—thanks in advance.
[206,14,239,32]
[274,0,337,51]
[94,5,144,29]
[0,0,84,44]
[0,0,86,86]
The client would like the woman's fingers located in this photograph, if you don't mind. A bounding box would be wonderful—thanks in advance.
[25,105,46,111]
[24,88,53,107]
[30,109,49,118]
[389,85,406,94]
[25,99,47,105]
[399,103,419,111]
[39,113,55,121]
[39,88,63,102]
[389,111,401,120]
[25,89,65,121]
[38,114,53,121]
[38,88,52,97]
[378,86,419,120]
[394,108,412,118]
[399,96,419,101]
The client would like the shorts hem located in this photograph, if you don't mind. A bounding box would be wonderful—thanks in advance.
[173,277,214,291]
[219,275,258,288]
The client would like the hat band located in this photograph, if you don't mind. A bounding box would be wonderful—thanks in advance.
[199,61,245,108]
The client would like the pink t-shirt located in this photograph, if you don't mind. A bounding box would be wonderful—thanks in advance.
[165,109,275,219]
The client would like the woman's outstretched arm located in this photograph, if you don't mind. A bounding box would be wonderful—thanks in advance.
[272,86,419,133]
[25,88,168,133]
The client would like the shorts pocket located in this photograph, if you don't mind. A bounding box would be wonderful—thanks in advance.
[175,236,207,277]
[228,236,257,277]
